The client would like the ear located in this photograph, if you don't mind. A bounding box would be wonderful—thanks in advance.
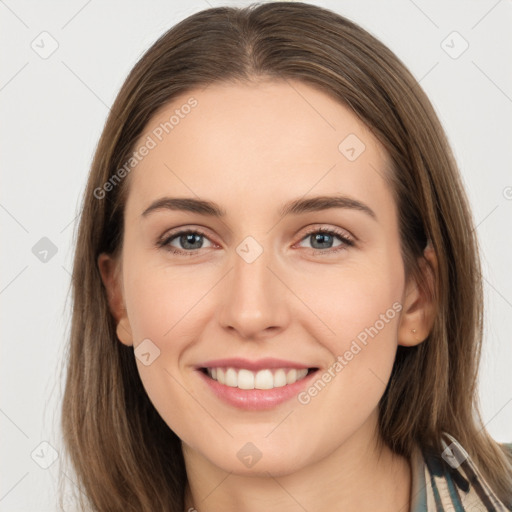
[397,244,438,347]
[97,253,134,347]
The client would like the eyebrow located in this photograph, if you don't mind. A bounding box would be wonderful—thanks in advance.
[141,195,377,220]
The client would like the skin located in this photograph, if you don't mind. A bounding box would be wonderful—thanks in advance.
[99,79,437,511]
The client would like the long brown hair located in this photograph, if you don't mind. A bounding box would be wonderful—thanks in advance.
[60,2,512,509]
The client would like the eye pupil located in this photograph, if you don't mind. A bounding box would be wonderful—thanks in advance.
[311,233,333,249]
[181,233,203,249]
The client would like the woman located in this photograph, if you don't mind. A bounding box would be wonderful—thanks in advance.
[60,2,512,510]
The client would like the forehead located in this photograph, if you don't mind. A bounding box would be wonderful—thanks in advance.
[125,79,392,217]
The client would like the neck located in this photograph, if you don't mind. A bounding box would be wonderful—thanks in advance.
[182,418,411,512]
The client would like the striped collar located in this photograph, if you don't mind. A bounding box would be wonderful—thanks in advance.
[410,433,511,511]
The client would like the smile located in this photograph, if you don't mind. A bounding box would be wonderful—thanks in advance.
[196,357,320,410]
[204,367,311,390]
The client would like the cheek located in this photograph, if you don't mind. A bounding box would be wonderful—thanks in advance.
[121,260,209,443]
[314,285,401,400]
[296,254,404,351]
[296,252,404,408]
[123,253,204,345]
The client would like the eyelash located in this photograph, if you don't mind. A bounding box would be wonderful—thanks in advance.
[157,226,355,257]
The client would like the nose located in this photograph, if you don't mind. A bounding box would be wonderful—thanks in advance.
[216,243,290,341]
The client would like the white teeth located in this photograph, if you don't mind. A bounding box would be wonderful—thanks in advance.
[255,369,273,389]
[237,369,254,389]
[274,369,287,387]
[225,368,237,387]
[206,367,309,389]
[286,369,297,384]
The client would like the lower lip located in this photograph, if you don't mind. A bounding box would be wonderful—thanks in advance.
[196,369,318,411]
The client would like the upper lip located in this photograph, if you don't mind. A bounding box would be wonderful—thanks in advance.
[197,358,314,372]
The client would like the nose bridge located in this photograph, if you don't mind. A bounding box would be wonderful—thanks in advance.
[217,236,288,338]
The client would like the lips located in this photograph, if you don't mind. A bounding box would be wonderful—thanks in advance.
[198,357,312,372]
[195,358,319,410]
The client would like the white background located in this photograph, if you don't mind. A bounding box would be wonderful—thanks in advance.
[1,0,511,510]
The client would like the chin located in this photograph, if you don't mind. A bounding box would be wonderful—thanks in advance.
[192,435,318,477]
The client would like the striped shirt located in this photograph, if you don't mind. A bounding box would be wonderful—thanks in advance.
[410,432,512,511]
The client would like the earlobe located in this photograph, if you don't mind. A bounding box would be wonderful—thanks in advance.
[397,244,438,347]
[97,253,134,347]
[116,317,134,347]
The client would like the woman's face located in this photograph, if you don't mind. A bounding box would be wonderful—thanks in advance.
[101,79,419,476]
